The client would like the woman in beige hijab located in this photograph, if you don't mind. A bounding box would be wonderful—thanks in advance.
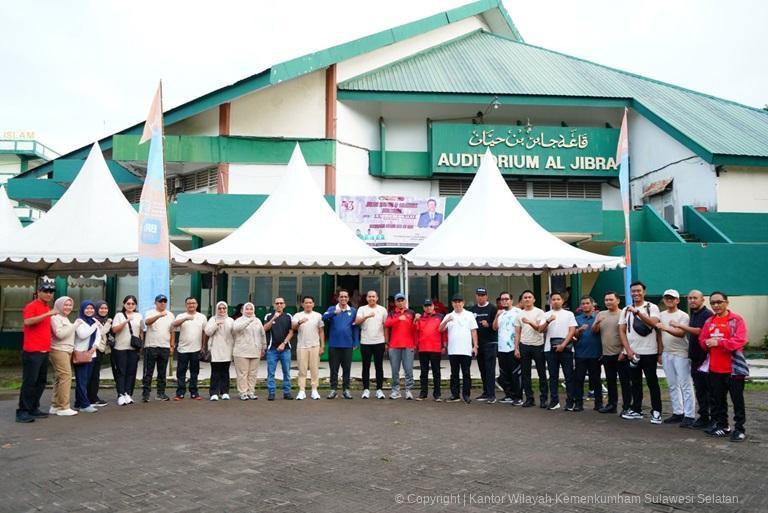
[49,296,78,416]
[232,302,266,400]
[204,301,234,400]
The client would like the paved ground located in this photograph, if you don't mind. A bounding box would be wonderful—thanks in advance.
[1,383,766,513]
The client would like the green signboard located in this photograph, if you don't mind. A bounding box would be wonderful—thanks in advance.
[430,123,620,176]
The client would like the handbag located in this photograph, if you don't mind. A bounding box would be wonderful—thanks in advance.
[199,342,211,363]
[72,349,93,365]
[127,316,143,350]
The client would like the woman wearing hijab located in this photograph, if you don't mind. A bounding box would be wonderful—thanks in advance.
[232,302,266,400]
[87,300,112,407]
[204,301,234,400]
[111,295,142,405]
[73,301,102,413]
[49,296,79,416]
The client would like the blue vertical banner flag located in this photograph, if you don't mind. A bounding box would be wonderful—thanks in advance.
[616,108,632,301]
[138,83,170,316]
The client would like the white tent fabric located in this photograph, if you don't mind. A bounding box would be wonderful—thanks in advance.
[0,144,189,274]
[404,149,624,274]
[0,186,22,239]
[179,145,396,269]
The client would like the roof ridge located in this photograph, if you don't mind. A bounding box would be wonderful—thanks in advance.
[482,31,768,117]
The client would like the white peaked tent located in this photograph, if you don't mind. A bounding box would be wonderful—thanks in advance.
[0,186,23,239]
[179,145,397,269]
[0,144,189,274]
[404,149,624,274]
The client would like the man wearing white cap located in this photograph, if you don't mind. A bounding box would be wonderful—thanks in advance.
[656,289,694,427]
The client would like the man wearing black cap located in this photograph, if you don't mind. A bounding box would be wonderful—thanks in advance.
[142,294,175,402]
[16,280,58,423]
[469,287,498,403]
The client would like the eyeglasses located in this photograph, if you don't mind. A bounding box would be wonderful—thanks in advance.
[710,300,726,305]
[275,302,285,305]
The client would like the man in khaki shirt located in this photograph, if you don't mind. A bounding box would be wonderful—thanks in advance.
[142,295,175,402]
[593,291,631,414]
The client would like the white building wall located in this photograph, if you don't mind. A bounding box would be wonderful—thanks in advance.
[228,163,326,195]
[165,108,219,136]
[716,166,768,213]
[335,143,433,197]
[628,111,716,228]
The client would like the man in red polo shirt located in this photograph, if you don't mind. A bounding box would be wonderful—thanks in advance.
[16,280,58,423]
[414,298,446,401]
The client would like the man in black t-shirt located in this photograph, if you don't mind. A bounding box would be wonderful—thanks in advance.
[264,297,294,401]
[469,288,498,403]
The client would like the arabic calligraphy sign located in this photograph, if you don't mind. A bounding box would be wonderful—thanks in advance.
[431,124,620,176]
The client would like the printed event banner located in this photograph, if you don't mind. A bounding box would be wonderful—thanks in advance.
[337,195,447,248]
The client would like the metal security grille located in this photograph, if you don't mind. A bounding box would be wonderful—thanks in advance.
[531,181,601,199]
[122,169,218,203]
[439,178,527,198]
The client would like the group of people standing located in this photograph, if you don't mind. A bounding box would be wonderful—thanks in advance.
[14,281,750,443]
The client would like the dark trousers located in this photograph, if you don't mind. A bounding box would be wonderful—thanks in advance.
[111,349,139,396]
[545,347,575,404]
[710,372,746,432]
[329,347,353,390]
[449,354,472,399]
[691,365,711,421]
[74,360,94,409]
[476,343,497,398]
[209,361,231,396]
[142,347,170,397]
[497,351,522,400]
[360,343,385,391]
[176,351,200,397]
[629,354,662,413]
[574,357,602,406]
[419,351,442,398]
[87,350,104,403]
[17,351,49,416]
[602,354,632,410]
[520,344,548,402]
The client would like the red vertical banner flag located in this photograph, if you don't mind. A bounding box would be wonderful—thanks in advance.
[616,108,632,301]
[138,83,170,316]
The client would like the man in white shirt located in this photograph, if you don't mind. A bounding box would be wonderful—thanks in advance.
[172,297,207,401]
[292,296,325,400]
[142,294,175,402]
[619,281,663,423]
[493,291,523,404]
[543,291,577,411]
[656,289,694,426]
[355,290,388,399]
[440,294,478,404]
[514,290,548,408]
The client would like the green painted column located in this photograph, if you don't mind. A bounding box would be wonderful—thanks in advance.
[190,236,203,303]
[447,275,459,301]
[105,276,118,314]
[430,274,439,299]
[54,276,68,300]
[570,274,582,311]
[532,275,542,309]
[216,271,228,303]
[321,273,334,311]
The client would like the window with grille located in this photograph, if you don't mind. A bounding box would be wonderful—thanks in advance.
[439,178,527,198]
[122,169,218,203]
[531,181,601,199]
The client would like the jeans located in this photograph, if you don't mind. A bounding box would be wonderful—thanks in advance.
[267,348,292,394]
[419,351,442,398]
[111,349,139,396]
[574,357,602,406]
[73,360,94,409]
[602,354,632,410]
[449,354,472,399]
[361,343,385,390]
[629,354,662,414]
[328,347,353,390]
[691,363,711,421]
[142,347,170,397]
[662,353,694,418]
[389,348,414,393]
[176,351,200,397]
[17,351,49,416]
[497,351,522,400]
[476,343,497,398]
[87,350,104,403]
[209,361,231,396]
[709,372,746,432]
[545,344,575,404]
[520,344,547,403]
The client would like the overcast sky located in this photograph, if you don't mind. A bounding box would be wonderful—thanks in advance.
[2,0,766,155]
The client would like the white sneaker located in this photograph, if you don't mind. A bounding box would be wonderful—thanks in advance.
[405,391,414,400]
[390,391,402,400]
[48,406,60,415]
[361,389,370,399]
[210,394,219,401]
[56,408,78,416]
[650,410,663,424]
[117,395,126,406]
[124,395,134,404]
[296,390,306,400]
[221,393,230,400]
[247,393,258,400]
[311,390,321,400]
[376,389,386,400]
[79,406,98,413]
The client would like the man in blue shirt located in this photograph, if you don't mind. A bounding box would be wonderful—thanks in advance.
[322,289,359,399]
[573,296,603,412]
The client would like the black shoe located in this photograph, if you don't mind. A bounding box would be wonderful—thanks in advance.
[475,394,489,402]
[447,396,461,402]
[539,401,548,409]
[521,399,535,408]
[573,402,584,412]
[268,393,275,401]
[141,395,150,403]
[730,430,746,442]
[16,412,35,423]
[283,393,293,400]
[486,397,497,404]
[692,417,711,430]
[598,404,617,414]
[156,394,170,401]
[416,394,428,401]
[547,400,561,411]
[679,417,696,428]
[326,390,337,400]
[593,403,603,411]
[93,400,108,407]
[463,396,471,404]
[705,424,730,436]
[564,400,574,411]
[663,414,684,424]
[29,409,49,418]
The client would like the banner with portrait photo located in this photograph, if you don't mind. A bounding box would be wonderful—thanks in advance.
[337,196,447,248]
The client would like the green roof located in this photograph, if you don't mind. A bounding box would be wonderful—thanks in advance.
[340,30,768,163]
